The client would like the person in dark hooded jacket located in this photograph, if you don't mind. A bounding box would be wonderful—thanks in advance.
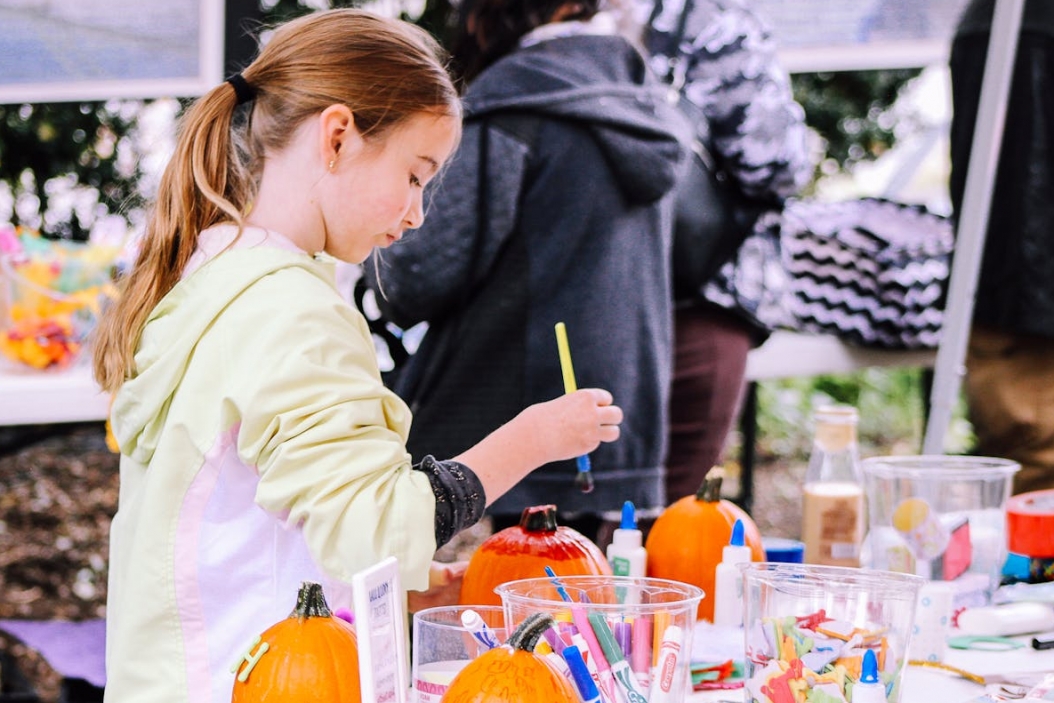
[363,0,690,539]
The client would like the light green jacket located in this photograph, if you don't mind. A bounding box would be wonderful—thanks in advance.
[105,245,435,703]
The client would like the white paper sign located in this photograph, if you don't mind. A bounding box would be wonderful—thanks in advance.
[352,556,408,703]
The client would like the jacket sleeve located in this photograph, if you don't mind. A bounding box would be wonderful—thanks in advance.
[363,119,532,329]
[675,0,814,200]
[225,266,464,591]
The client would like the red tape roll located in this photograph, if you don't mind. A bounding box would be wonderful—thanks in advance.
[1007,489,1054,558]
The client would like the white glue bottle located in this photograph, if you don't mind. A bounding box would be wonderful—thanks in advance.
[712,519,752,627]
[852,649,887,703]
[607,500,647,578]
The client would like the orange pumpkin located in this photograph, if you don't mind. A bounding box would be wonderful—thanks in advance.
[645,467,764,621]
[459,505,611,607]
[441,612,578,702]
[231,581,360,702]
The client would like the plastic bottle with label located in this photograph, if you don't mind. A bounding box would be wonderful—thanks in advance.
[712,519,752,627]
[607,500,647,578]
[801,405,865,567]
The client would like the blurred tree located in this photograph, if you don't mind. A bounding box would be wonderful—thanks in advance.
[0,101,143,240]
[792,68,924,178]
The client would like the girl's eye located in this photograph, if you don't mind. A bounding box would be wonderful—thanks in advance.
[410,173,422,187]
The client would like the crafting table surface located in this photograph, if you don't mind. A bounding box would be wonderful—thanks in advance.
[0,357,109,425]
[689,633,1054,702]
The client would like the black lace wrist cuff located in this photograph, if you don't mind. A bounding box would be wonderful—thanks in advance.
[413,455,487,548]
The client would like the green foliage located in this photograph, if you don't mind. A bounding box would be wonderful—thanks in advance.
[754,368,927,461]
[753,367,975,462]
[0,101,144,239]
[792,68,923,179]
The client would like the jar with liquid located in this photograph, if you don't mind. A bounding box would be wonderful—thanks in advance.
[801,405,864,567]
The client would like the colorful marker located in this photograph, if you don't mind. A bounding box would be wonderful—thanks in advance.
[588,611,650,703]
[562,644,602,703]
[460,609,500,650]
[650,624,684,703]
[571,604,618,703]
[630,616,653,693]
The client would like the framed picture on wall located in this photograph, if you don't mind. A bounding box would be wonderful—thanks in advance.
[0,0,224,104]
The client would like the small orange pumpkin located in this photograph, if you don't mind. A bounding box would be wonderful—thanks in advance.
[645,467,764,621]
[441,612,578,702]
[231,581,360,702]
[459,505,612,607]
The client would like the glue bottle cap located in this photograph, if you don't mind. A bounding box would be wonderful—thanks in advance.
[861,649,879,684]
[620,500,637,530]
[730,519,745,547]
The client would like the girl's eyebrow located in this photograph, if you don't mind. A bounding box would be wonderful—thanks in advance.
[417,155,440,175]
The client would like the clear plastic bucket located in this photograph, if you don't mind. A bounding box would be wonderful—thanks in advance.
[496,575,703,702]
[861,455,1019,606]
[742,562,924,702]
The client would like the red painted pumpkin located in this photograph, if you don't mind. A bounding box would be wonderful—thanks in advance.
[231,581,360,702]
[459,505,611,607]
[645,468,764,621]
[440,612,578,702]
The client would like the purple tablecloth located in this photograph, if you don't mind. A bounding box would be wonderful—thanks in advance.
[0,618,105,688]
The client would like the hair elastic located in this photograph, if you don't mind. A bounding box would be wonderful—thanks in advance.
[226,73,256,105]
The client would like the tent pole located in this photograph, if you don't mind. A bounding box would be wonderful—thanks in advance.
[922,0,1026,454]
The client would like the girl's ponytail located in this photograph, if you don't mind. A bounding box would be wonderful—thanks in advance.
[93,81,250,392]
[92,9,460,394]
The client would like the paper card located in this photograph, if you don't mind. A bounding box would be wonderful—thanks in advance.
[352,556,409,703]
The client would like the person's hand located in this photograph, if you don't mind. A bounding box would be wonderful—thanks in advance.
[520,388,623,463]
[407,560,468,612]
[453,388,623,506]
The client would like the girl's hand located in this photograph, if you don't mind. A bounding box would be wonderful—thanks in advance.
[453,388,622,506]
[519,388,622,463]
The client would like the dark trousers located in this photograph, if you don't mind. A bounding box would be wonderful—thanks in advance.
[664,303,753,503]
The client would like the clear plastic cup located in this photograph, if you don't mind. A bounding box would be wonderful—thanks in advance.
[861,455,1019,607]
[411,604,506,703]
[496,575,703,703]
[742,563,923,702]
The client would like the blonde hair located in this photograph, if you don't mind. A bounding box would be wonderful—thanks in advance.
[93,9,461,392]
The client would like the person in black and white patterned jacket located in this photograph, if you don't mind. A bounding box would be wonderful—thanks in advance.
[618,0,815,502]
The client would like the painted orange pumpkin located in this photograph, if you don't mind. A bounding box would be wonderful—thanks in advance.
[459,504,612,607]
[231,581,360,702]
[645,467,764,621]
[440,612,578,702]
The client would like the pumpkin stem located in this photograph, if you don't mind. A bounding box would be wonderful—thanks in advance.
[292,581,333,620]
[506,612,556,652]
[694,467,725,502]
[519,504,559,533]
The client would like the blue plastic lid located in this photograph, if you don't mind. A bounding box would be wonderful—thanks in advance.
[763,537,805,563]
[1002,552,1030,580]
[730,519,745,547]
[861,649,879,684]
[620,500,637,530]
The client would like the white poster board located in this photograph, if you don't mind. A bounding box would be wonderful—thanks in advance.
[0,0,225,104]
[754,0,972,73]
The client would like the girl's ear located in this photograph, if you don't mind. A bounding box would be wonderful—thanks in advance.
[318,104,362,170]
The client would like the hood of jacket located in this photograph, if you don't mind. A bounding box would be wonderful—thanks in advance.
[110,247,329,465]
[463,34,691,203]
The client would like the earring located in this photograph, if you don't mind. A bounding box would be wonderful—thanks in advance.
[328,158,336,171]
